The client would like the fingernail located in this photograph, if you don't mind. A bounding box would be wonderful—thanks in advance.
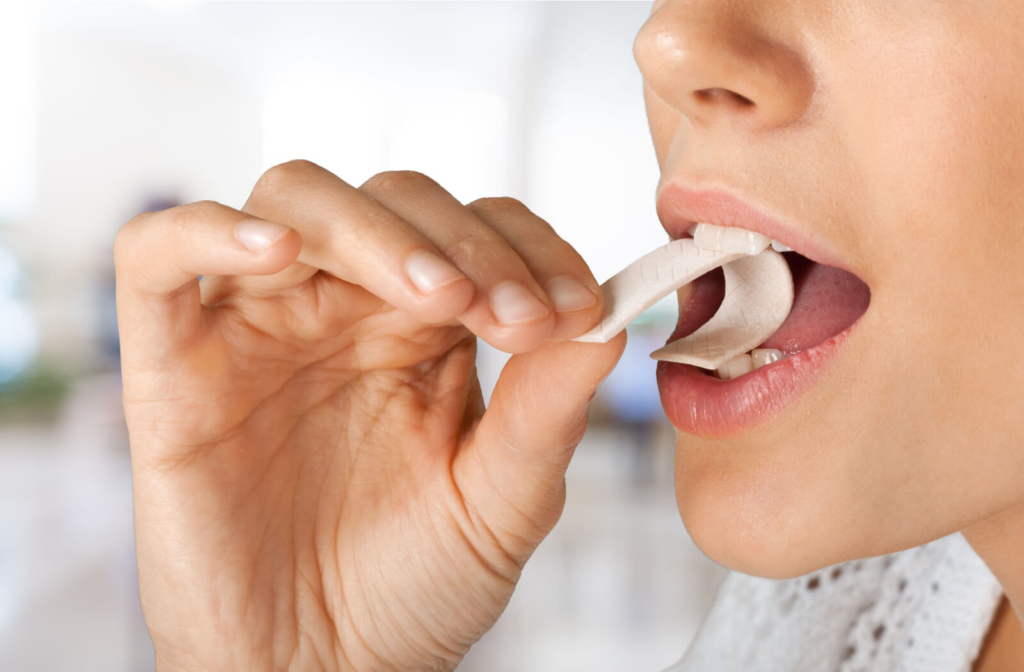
[236,219,289,252]
[490,281,550,325]
[406,249,466,294]
[544,276,598,313]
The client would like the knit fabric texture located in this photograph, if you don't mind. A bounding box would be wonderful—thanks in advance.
[666,533,1003,672]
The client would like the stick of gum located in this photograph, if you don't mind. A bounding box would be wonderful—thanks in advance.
[573,239,794,371]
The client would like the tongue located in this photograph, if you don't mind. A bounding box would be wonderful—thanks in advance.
[759,254,870,354]
[673,254,870,355]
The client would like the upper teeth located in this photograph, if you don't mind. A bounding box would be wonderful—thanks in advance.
[687,223,788,256]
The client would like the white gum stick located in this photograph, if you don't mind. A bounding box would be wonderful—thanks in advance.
[573,239,794,371]
[650,249,793,370]
[573,239,743,344]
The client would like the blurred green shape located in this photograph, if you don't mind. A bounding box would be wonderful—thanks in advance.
[0,364,70,426]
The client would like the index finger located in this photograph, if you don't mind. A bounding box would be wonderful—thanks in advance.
[241,160,477,326]
[114,201,301,365]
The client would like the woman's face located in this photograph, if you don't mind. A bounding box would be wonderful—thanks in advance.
[636,0,1024,577]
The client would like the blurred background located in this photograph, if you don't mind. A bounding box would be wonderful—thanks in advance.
[0,1,727,670]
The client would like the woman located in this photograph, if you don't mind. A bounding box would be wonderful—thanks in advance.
[114,0,1024,670]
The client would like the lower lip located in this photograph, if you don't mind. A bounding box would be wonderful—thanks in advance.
[655,322,859,438]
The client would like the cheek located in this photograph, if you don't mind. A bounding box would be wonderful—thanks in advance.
[835,11,1024,282]
[828,11,1024,518]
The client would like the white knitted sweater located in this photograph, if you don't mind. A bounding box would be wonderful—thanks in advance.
[666,533,1004,672]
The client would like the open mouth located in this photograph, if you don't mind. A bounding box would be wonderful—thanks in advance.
[670,239,871,379]
[654,186,872,436]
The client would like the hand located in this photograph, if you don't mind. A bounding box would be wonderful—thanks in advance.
[115,161,626,672]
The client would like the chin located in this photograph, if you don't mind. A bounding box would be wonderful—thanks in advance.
[671,429,867,581]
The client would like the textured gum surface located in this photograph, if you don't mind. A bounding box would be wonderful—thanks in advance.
[573,240,794,370]
[650,250,793,369]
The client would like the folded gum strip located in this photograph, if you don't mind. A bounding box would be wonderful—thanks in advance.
[572,239,794,370]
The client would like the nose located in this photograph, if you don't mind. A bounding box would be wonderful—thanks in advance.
[634,0,815,131]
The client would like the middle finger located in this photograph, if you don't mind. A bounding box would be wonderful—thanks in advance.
[359,171,561,353]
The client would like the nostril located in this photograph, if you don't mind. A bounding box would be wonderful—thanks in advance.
[695,88,756,108]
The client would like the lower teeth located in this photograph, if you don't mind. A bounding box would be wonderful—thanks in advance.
[716,348,784,380]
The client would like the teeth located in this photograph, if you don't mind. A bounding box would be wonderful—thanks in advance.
[692,223,771,256]
[716,353,754,380]
[751,348,783,369]
[688,223,793,255]
[717,349,785,379]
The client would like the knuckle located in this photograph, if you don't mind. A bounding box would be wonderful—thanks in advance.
[546,236,583,264]
[443,229,495,265]
[113,215,147,268]
[468,196,529,218]
[360,170,437,195]
[171,200,221,234]
[253,159,322,197]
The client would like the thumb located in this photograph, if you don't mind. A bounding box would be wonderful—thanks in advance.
[455,332,627,562]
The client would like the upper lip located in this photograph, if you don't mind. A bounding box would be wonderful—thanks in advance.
[656,182,851,273]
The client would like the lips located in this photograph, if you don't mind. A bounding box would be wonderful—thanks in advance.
[655,186,871,437]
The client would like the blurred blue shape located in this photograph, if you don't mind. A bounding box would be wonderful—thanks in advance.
[601,329,665,424]
[0,245,39,386]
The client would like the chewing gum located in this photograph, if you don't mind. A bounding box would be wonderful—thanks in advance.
[649,250,793,369]
[573,239,794,370]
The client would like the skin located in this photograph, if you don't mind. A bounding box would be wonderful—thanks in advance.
[116,164,624,671]
[635,0,1024,668]
[115,0,1024,670]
